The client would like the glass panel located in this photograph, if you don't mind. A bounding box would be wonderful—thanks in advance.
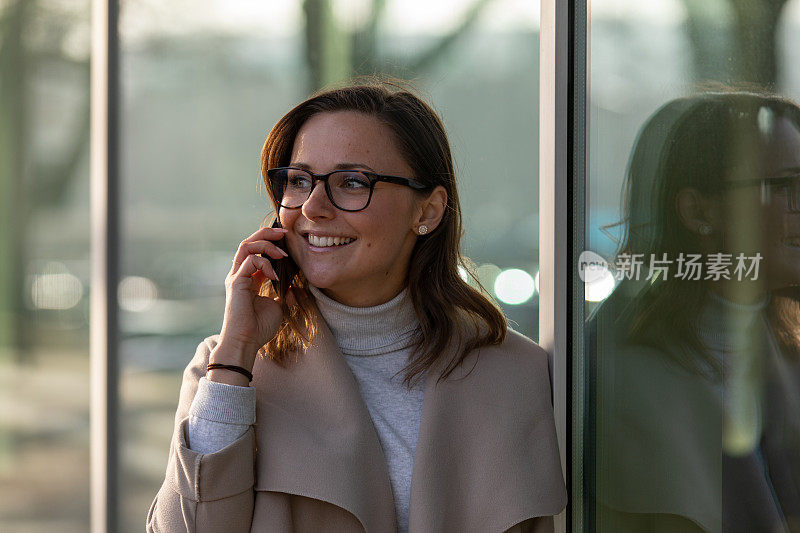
[122,1,540,531]
[583,0,800,530]
[0,0,92,531]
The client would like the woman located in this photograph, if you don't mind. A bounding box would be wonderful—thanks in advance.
[147,81,566,532]
[590,89,800,532]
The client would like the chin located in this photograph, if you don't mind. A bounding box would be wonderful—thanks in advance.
[301,275,325,288]
[300,271,338,290]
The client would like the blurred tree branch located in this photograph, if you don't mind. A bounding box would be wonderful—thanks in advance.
[304,0,496,92]
[728,0,788,86]
[406,0,494,74]
[0,0,90,359]
[681,0,789,87]
[350,0,387,75]
[0,0,30,361]
[28,52,90,207]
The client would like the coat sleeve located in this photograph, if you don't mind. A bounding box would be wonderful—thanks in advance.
[504,516,555,533]
[146,335,257,532]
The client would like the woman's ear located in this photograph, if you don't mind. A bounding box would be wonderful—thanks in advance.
[675,186,719,237]
[414,185,448,234]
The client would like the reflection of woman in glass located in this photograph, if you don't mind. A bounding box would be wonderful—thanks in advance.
[147,82,566,532]
[591,90,800,532]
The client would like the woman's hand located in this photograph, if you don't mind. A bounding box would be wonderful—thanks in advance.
[213,226,292,375]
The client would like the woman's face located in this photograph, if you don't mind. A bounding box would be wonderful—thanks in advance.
[720,115,800,290]
[280,111,424,307]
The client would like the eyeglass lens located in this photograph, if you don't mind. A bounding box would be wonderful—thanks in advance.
[763,178,800,212]
[272,168,372,211]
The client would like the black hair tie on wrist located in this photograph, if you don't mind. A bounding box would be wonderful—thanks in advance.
[206,363,253,382]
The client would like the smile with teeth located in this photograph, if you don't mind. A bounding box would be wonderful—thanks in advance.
[307,234,355,247]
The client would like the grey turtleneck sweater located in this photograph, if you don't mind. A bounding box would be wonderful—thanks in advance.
[187,284,425,533]
[696,290,769,455]
[696,290,790,530]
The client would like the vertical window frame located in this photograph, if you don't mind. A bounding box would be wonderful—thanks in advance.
[540,0,587,530]
[90,0,120,531]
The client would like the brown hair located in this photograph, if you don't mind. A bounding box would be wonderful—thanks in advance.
[766,287,800,362]
[603,87,800,374]
[256,79,507,388]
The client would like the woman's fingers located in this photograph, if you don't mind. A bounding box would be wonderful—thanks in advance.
[231,240,289,274]
[250,240,289,259]
[251,269,268,288]
[251,254,279,281]
[242,225,288,243]
[232,253,278,283]
[231,227,287,266]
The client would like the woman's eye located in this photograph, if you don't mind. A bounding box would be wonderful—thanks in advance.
[342,176,369,188]
[288,176,311,188]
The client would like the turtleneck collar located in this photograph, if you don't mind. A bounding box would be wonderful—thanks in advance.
[307,284,421,356]
[696,290,770,352]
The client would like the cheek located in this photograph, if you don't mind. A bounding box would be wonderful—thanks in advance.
[726,202,776,249]
[367,215,408,245]
[352,226,406,264]
[760,214,799,275]
[753,215,783,260]
[349,197,417,256]
[356,231,387,253]
[285,233,304,258]
[373,229,415,267]
[278,210,302,248]
[279,208,305,234]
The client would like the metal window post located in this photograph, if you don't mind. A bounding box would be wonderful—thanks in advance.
[540,0,574,530]
[90,0,119,531]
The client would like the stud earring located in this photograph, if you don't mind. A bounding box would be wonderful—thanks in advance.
[417,225,429,235]
[699,223,713,236]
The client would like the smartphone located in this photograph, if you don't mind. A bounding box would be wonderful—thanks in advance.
[260,218,298,297]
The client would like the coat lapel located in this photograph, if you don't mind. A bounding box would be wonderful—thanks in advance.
[252,317,398,532]
[409,325,567,532]
[252,314,566,532]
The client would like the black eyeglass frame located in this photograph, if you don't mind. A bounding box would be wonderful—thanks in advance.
[722,172,800,212]
[266,166,433,212]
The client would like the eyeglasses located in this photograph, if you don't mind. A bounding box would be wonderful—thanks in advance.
[723,172,800,213]
[267,167,431,212]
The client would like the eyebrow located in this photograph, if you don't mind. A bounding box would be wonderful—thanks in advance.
[289,162,377,172]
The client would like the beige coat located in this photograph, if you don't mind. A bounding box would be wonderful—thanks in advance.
[146,316,566,532]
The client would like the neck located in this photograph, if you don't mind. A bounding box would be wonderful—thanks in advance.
[710,279,768,305]
[318,282,408,307]
[307,283,421,356]
[696,289,769,352]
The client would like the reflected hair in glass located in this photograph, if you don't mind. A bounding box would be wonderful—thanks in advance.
[606,87,800,373]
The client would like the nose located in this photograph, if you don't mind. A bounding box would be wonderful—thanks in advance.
[301,178,336,220]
